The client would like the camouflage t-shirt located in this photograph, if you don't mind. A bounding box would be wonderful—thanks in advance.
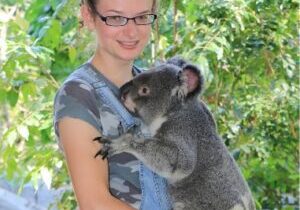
[53,63,142,209]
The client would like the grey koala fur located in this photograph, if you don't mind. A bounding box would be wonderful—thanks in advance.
[95,57,256,210]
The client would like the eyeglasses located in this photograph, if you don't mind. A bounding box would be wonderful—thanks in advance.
[94,11,157,26]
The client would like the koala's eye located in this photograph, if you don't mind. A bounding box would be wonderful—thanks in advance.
[138,85,150,96]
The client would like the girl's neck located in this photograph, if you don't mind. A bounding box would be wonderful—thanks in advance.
[90,50,134,88]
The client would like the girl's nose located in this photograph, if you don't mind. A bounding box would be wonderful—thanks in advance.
[122,19,138,37]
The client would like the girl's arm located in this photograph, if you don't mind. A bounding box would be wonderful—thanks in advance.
[58,117,136,210]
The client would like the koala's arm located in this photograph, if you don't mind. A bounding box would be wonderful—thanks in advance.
[106,134,197,183]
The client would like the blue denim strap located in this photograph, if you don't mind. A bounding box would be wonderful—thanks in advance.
[92,81,137,132]
[140,163,173,210]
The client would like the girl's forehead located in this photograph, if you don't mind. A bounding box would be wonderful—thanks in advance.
[98,0,154,14]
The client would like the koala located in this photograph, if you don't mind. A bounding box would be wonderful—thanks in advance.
[94,57,256,210]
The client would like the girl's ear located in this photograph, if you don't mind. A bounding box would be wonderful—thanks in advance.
[80,4,96,30]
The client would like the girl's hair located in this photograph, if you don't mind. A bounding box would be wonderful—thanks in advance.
[79,0,159,29]
[80,0,158,15]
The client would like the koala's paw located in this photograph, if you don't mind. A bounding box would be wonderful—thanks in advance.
[93,134,136,159]
[108,133,136,155]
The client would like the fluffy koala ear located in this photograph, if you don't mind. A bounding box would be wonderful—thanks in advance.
[179,64,204,97]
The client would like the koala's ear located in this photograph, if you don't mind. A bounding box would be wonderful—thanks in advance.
[180,64,204,96]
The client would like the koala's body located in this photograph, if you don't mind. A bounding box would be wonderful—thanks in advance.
[95,57,256,210]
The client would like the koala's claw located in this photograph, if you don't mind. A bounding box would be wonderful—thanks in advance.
[94,144,110,159]
[94,149,105,159]
[93,136,110,144]
[93,136,111,159]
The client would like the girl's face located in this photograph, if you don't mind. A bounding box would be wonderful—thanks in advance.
[86,0,154,62]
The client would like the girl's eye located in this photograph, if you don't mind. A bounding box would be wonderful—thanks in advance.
[107,16,124,22]
[137,15,148,20]
[110,16,122,21]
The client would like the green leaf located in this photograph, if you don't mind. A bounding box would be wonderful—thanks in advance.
[39,19,62,49]
[62,17,78,34]
[0,88,7,103]
[7,89,19,107]
[26,135,35,147]
[21,82,37,102]
[2,59,16,79]
[49,0,60,9]
[207,42,223,60]
[25,0,46,22]
[4,129,18,146]
[235,12,245,31]
[15,14,29,31]
[7,158,17,180]
[24,46,37,58]
[41,128,51,144]
[215,37,230,49]
[68,47,77,63]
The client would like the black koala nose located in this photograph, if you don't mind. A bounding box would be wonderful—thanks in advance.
[121,91,128,102]
[120,80,133,101]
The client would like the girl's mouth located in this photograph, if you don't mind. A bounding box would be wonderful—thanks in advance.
[117,40,139,49]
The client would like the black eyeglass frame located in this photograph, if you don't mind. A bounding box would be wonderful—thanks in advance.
[94,10,157,26]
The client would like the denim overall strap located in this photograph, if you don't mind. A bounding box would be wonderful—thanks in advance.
[139,163,173,210]
[67,66,137,133]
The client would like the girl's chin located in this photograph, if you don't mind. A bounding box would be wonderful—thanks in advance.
[116,49,142,61]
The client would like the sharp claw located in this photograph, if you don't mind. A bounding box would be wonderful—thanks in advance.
[94,144,111,159]
[94,150,103,158]
[93,136,113,159]
[102,151,109,160]
[93,136,110,144]
[93,136,102,142]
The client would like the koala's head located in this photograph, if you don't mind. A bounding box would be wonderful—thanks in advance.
[120,57,204,124]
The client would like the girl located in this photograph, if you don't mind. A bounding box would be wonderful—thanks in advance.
[53,0,171,209]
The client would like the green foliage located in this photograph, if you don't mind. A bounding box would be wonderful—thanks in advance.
[0,0,298,209]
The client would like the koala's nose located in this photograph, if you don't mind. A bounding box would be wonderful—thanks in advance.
[120,80,133,101]
[121,91,128,102]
